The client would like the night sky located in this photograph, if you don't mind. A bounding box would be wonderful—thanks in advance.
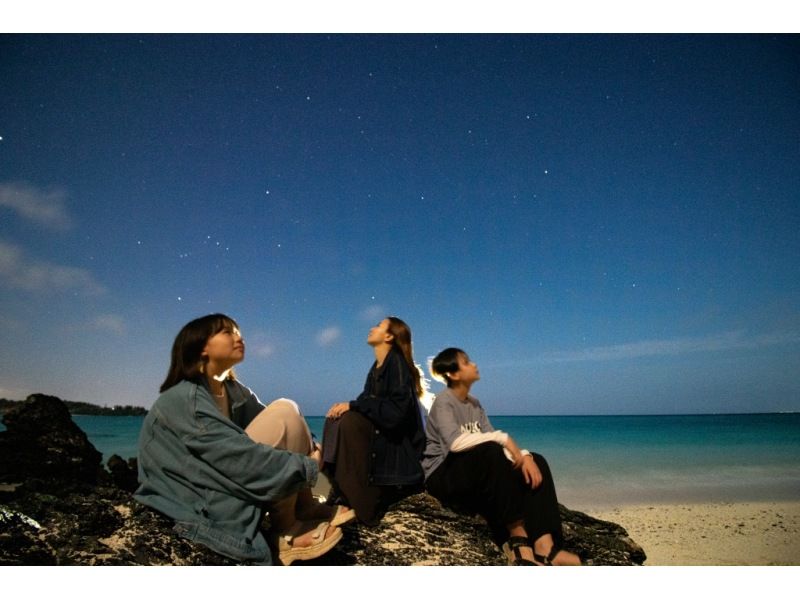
[1,34,798,415]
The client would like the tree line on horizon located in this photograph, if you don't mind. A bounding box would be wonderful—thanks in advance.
[0,397,147,416]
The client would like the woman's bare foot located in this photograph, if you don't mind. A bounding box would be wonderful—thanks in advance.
[533,533,582,565]
[516,543,537,564]
[273,520,343,565]
[279,519,339,547]
[549,549,582,565]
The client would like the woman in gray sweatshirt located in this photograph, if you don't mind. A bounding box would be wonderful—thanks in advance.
[422,347,581,565]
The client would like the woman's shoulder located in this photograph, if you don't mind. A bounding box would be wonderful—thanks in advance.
[150,380,201,416]
[466,394,483,408]
[384,346,406,366]
[375,347,410,376]
[431,388,460,409]
[158,379,199,400]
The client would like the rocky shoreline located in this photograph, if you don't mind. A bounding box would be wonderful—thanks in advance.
[0,394,646,565]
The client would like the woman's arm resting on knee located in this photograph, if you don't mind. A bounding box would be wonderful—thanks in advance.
[326,402,350,419]
[518,454,542,489]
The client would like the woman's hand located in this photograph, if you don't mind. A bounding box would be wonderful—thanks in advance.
[504,436,525,467]
[506,436,542,489]
[519,454,542,489]
[326,402,350,419]
[309,446,323,468]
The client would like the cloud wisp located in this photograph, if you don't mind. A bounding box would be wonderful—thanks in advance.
[0,181,74,231]
[484,330,800,370]
[541,330,800,364]
[0,240,106,295]
[91,314,127,336]
[315,326,342,347]
[359,304,386,323]
[251,344,276,359]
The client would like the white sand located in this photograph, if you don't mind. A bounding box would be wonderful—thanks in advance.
[317,470,800,566]
[587,501,800,565]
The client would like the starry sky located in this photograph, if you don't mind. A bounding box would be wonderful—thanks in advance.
[1,34,798,415]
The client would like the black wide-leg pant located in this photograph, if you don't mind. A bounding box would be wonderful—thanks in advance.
[322,411,383,526]
[426,442,564,547]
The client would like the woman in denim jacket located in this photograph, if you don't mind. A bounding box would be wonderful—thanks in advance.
[322,317,426,526]
[135,314,349,565]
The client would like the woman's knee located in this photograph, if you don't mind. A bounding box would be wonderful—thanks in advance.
[475,441,510,464]
[266,398,301,415]
[532,453,553,477]
[337,410,371,435]
[250,399,313,453]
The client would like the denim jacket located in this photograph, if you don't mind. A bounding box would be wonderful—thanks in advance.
[134,379,318,564]
[348,348,425,486]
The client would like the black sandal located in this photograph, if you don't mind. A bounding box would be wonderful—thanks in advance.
[533,552,553,565]
[535,543,582,566]
[504,536,536,566]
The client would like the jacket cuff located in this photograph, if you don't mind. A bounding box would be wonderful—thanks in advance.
[303,456,319,488]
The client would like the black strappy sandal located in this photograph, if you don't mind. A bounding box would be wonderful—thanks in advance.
[533,551,554,565]
[503,536,537,566]
[535,543,583,566]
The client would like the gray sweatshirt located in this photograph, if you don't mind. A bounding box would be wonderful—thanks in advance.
[421,387,509,479]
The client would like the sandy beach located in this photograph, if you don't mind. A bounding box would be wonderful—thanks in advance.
[588,501,800,565]
[317,476,800,566]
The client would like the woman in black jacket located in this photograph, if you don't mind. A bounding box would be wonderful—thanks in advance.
[322,316,426,526]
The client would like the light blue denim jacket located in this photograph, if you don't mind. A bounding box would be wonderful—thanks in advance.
[134,379,318,564]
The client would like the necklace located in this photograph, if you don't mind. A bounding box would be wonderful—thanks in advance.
[211,385,230,418]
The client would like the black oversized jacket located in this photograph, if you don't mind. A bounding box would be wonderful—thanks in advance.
[348,347,426,486]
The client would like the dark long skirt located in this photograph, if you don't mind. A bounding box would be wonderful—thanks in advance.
[321,411,383,526]
[425,441,564,547]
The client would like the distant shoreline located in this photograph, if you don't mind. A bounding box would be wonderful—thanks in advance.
[0,397,147,417]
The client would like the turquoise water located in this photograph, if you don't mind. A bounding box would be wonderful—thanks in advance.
[3,412,798,509]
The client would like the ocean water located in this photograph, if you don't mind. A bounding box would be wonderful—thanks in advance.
[3,413,798,510]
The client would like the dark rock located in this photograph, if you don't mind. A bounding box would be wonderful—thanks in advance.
[107,455,140,493]
[0,394,646,565]
[0,394,102,486]
[304,493,644,566]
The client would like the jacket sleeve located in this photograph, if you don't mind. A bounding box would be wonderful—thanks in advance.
[349,351,416,431]
[181,398,318,504]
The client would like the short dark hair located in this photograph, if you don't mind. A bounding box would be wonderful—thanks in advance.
[430,347,466,388]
